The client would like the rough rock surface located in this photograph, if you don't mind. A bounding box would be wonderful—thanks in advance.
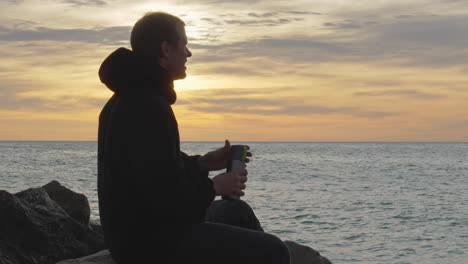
[1,181,332,264]
[0,181,105,264]
[58,241,333,264]
[42,181,90,225]
[56,250,114,264]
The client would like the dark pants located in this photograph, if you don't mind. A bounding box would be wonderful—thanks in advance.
[175,199,290,264]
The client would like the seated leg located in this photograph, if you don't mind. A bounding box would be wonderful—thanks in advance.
[205,199,263,232]
[175,222,289,264]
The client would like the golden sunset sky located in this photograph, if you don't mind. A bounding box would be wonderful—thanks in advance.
[0,0,467,141]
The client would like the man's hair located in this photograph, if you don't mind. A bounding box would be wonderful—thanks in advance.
[131,12,185,59]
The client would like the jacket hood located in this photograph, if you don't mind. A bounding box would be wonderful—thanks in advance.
[98,47,176,104]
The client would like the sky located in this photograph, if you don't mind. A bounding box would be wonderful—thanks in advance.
[0,0,467,141]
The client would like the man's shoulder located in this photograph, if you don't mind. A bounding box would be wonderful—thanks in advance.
[110,93,169,113]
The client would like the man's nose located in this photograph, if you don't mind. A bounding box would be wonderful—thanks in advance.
[186,47,192,57]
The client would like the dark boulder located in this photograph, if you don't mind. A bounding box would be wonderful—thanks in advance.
[42,181,90,225]
[1,181,333,264]
[0,182,105,264]
[57,250,114,264]
[58,241,334,264]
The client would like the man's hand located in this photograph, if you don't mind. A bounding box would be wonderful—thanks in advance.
[211,168,248,196]
[198,140,252,171]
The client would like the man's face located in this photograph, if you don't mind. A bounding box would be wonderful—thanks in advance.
[165,25,192,80]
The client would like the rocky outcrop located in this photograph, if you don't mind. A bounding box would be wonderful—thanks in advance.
[56,250,113,264]
[0,181,105,264]
[1,181,332,264]
[42,181,90,225]
[58,241,333,264]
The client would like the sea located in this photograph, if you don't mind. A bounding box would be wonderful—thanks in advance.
[0,141,467,264]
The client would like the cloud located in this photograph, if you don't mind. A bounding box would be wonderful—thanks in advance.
[180,88,397,119]
[439,0,468,3]
[61,0,107,6]
[189,37,347,64]
[247,12,277,18]
[246,11,321,18]
[353,89,445,100]
[195,65,270,76]
[191,13,468,68]
[11,20,38,29]
[200,18,222,26]
[177,0,264,4]
[5,0,23,4]
[197,10,314,28]
[0,85,45,110]
[0,81,105,112]
[0,26,345,65]
[0,25,131,45]
[6,8,466,70]
[180,88,288,99]
[354,111,398,118]
[187,101,352,116]
[446,120,468,130]
[2,2,468,82]
[224,18,292,26]
[323,21,362,29]
[376,16,468,49]
[283,11,321,15]
[395,15,414,19]
[0,39,111,113]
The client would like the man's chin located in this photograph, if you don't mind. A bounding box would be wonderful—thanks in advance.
[173,72,187,80]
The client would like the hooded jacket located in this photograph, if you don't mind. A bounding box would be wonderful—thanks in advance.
[97,48,215,263]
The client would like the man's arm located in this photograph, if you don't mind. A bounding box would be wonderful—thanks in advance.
[117,98,215,220]
[180,152,209,179]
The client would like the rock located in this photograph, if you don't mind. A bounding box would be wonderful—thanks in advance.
[42,181,90,225]
[0,181,332,264]
[56,250,115,264]
[0,182,106,264]
[284,240,332,264]
[57,242,334,264]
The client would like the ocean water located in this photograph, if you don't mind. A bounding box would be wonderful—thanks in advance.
[0,141,467,264]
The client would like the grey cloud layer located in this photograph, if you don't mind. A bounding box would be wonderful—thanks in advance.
[190,37,346,61]
[0,25,130,44]
[61,0,107,6]
[180,88,397,118]
[2,10,467,70]
[224,18,293,26]
[0,81,105,111]
[191,14,468,69]
[5,0,111,6]
[353,89,445,100]
[199,10,316,27]
[5,0,24,4]
[177,0,264,4]
[247,11,321,17]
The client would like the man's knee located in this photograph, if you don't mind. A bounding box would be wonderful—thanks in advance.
[205,199,263,231]
[264,234,290,264]
[207,198,251,213]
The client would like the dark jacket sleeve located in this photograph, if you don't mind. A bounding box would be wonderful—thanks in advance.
[180,152,209,178]
[114,96,215,222]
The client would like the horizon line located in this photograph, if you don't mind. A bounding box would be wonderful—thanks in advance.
[0,140,467,143]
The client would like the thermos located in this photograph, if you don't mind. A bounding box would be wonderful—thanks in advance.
[222,145,247,200]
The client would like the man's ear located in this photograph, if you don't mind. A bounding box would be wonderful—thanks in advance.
[160,41,170,58]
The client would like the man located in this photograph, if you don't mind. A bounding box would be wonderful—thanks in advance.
[97,12,290,264]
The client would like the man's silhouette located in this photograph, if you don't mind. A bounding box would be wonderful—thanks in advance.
[97,12,289,264]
